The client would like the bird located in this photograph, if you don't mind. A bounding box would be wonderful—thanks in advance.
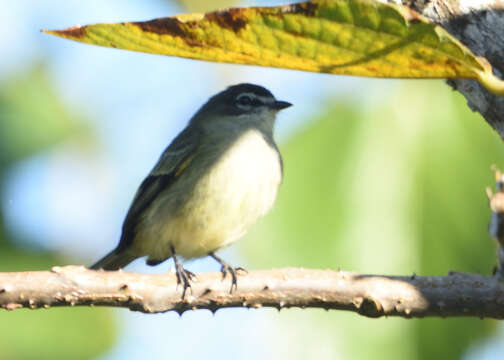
[90,83,291,296]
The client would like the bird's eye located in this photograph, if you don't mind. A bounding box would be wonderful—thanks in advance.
[236,95,252,106]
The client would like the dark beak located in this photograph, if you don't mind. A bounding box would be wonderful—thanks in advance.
[270,100,292,111]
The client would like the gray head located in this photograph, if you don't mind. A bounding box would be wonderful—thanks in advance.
[190,84,291,134]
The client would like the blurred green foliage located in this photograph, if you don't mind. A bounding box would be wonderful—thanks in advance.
[0,65,90,167]
[0,66,116,359]
[0,307,115,360]
[244,80,502,360]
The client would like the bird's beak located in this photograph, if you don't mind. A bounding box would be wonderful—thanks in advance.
[270,100,292,111]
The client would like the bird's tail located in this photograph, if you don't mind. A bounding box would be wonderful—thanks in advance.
[90,249,137,271]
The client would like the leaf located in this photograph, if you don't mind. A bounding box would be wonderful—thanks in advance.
[43,0,503,95]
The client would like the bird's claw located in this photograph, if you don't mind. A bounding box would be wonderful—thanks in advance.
[171,245,197,299]
[175,265,196,299]
[220,263,238,293]
[209,253,245,294]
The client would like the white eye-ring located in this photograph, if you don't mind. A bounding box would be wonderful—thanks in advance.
[236,94,253,106]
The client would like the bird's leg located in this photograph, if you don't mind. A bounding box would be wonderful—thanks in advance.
[170,245,196,299]
[209,252,246,293]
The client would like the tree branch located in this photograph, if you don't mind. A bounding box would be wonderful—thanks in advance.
[1,266,503,318]
[387,0,504,139]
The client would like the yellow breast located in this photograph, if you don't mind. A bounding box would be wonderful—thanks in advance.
[137,128,282,260]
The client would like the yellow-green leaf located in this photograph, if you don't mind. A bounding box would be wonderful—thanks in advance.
[43,0,503,95]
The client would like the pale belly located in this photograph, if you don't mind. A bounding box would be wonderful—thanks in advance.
[134,129,282,261]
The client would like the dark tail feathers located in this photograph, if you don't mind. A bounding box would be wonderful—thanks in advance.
[90,250,137,271]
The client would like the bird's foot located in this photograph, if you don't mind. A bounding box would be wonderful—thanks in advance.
[171,245,196,299]
[174,262,196,299]
[209,252,246,293]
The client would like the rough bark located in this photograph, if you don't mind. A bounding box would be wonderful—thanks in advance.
[1,266,503,318]
[386,0,504,138]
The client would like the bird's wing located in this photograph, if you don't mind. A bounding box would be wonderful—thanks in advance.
[116,126,200,252]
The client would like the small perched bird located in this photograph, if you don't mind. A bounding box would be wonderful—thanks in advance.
[91,83,291,295]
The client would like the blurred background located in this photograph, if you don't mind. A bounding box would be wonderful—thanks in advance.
[1,0,504,359]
